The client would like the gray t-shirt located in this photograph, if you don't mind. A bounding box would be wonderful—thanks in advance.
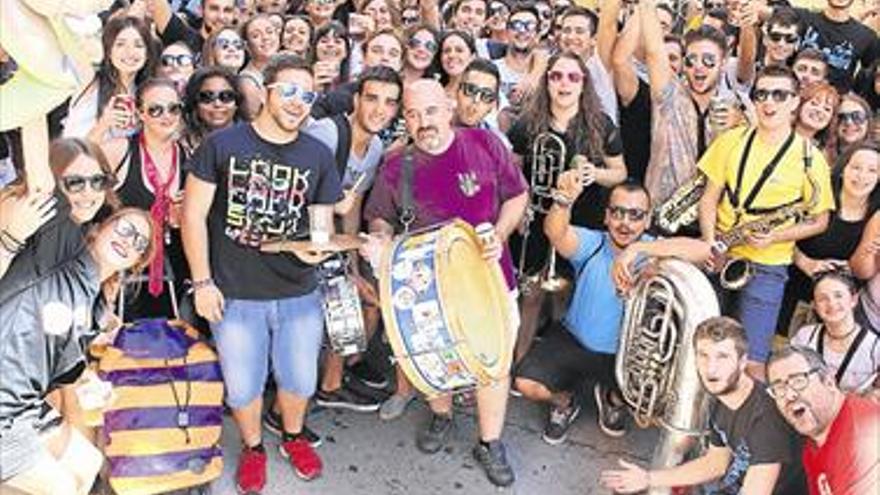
[303,116,384,194]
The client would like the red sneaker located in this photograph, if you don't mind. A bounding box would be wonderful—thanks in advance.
[236,446,267,494]
[279,436,323,481]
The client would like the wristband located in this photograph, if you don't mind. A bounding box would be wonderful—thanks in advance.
[191,278,215,291]
[551,192,573,208]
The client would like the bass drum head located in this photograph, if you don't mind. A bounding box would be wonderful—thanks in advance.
[436,222,511,384]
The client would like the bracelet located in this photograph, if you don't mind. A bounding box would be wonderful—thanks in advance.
[191,278,215,291]
[551,192,573,208]
[0,229,23,253]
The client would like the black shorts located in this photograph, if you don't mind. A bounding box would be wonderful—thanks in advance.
[515,322,617,394]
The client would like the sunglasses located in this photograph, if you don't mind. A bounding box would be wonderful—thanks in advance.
[215,38,245,50]
[459,82,498,103]
[113,217,150,254]
[145,102,183,118]
[607,205,647,222]
[838,110,868,125]
[61,173,113,193]
[548,70,584,84]
[266,82,319,105]
[508,19,537,33]
[751,88,795,103]
[407,37,438,53]
[160,53,194,67]
[198,89,237,105]
[402,14,420,25]
[767,31,799,44]
[705,1,724,9]
[489,4,509,16]
[683,52,718,69]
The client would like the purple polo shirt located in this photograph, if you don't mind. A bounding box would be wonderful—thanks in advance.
[365,128,528,289]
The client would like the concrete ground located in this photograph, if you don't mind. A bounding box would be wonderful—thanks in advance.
[212,393,660,494]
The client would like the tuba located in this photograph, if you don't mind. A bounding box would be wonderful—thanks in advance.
[714,140,820,290]
[517,132,568,294]
[617,258,720,494]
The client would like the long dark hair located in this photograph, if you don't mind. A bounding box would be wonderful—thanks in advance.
[833,139,880,215]
[311,21,352,84]
[437,30,475,87]
[183,67,244,142]
[520,51,606,161]
[85,16,157,115]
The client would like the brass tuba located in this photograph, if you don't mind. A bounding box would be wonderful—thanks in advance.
[714,140,820,290]
[517,132,568,294]
[617,258,720,494]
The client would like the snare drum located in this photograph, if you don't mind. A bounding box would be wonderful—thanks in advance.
[318,254,367,356]
[379,220,513,398]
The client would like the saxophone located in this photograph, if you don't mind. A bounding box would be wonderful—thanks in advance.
[714,141,820,290]
[617,258,720,494]
[653,173,706,234]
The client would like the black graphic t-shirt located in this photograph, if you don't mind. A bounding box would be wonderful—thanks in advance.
[795,9,880,92]
[704,384,806,495]
[187,123,342,299]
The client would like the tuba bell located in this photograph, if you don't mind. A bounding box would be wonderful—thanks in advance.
[617,258,720,494]
[517,132,569,294]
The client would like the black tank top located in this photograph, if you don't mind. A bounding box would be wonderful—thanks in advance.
[116,135,186,210]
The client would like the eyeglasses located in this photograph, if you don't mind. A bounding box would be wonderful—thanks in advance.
[766,368,820,400]
[459,82,498,103]
[266,82,319,105]
[838,110,868,126]
[751,88,795,103]
[160,53,194,67]
[683,52,718,69]
[198,89,237,105]
[402,14,420,25]
[607,205,648,222]
[61,173,113,193]
[767,31,800,45]
[408,37,438,52]
[215,38,245,50]
[508,19,537,33]
[113,217,150,254]
[548,70,584,84]
[145,102,183,118]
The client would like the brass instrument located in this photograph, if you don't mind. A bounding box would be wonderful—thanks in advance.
[714,141,820,290]
[518,132,568,294]
[654,173,706,234]
[617,259,720,494]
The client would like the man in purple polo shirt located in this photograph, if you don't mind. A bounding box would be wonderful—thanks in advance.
[363,79,528,487]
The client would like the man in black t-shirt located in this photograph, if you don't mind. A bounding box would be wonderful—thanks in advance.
[601,317,805,494]
[182,54,342,494]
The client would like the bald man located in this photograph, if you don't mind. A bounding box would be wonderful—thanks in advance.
[363,79,528,488]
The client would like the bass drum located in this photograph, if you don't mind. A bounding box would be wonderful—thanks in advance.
[379,219,513,398]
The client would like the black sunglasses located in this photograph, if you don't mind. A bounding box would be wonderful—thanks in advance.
[751,88,795,103]
[407,37,438,53]
[838,110,868,125]
[767,31,799,44]
[459,82,498,104]
[683,52,718,69]
[607,205,647,222]
[198,90,237,105]
[61,173,113,193]
[146,102,183,118]
[160,53,194,67]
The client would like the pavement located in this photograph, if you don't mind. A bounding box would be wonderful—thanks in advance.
[212,392,660,495]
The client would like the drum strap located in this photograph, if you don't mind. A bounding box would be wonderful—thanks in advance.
[398,146,416,235]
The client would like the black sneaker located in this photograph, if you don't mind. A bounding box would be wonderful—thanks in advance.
[472,440,515,487]
[315,385,381,412]
[594,383,627,438]
[262,409,323,448]
[542,402,581,445]
[416,413,454,454]
[347,360,389,389]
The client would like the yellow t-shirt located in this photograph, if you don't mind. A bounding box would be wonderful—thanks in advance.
[698,127,835,265]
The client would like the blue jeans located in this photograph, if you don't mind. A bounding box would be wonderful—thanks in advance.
[210,291,324,408]
[719,263,789,362]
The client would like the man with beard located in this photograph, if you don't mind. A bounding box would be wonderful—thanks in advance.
[182,54,342,493]
[363,79,528,487]
[454,59,511,148]
[515,179,696,441]
[767,345,880,495]
[149,0,236,52]
[698,66,834,381]
[794,0,880,92]
[601,317,806,494]
[494,5,541,107]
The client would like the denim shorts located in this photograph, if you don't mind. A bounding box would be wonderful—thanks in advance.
[719,263,789,362]
[210,291,325,408]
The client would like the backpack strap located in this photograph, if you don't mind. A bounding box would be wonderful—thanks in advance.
[330,113,352,180]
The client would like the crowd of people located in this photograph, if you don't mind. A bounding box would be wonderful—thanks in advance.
[1,0,879,493]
